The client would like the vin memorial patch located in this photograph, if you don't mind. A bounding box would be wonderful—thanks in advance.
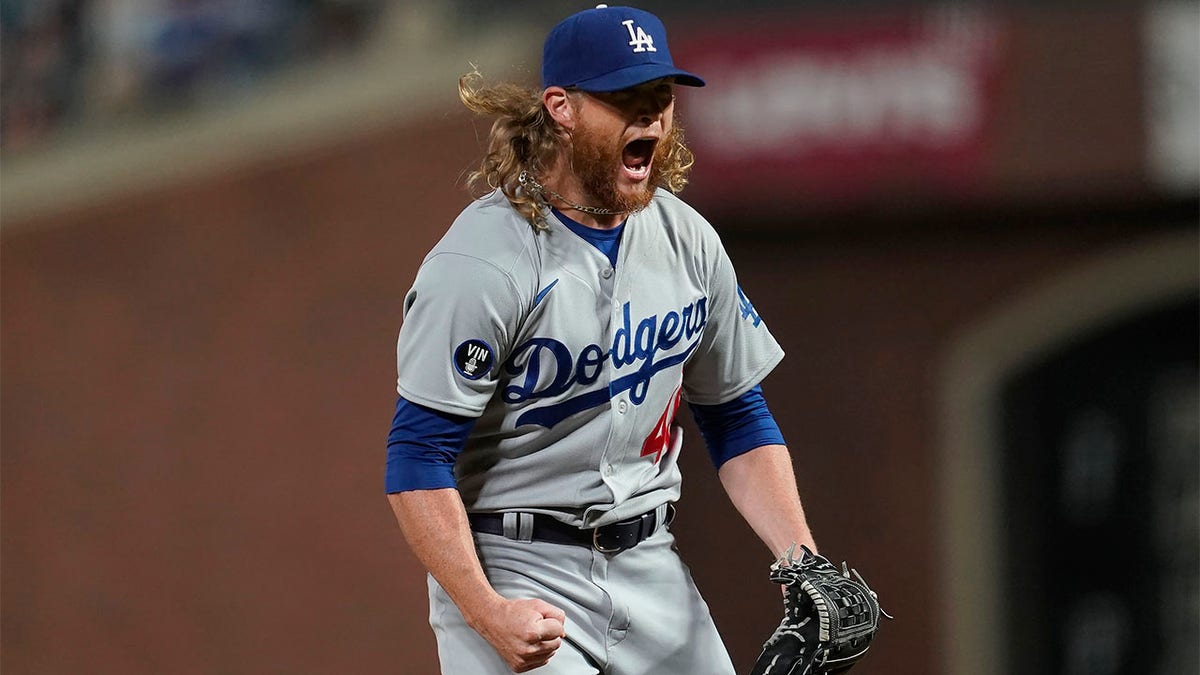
[454,339,495,380]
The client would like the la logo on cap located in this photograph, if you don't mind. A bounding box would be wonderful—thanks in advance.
[622,19,656,53]
[592,4,655,54]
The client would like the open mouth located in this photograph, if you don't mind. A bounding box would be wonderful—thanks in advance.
[621,138,657,181]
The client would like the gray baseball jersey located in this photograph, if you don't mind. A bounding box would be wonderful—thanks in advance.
[395,189,783,527]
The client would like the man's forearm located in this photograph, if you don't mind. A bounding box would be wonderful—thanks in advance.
[718,444,817,557]
[389,489,568,671]
[387,488,503,626]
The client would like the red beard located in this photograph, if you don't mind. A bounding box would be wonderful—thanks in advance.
[568,121,666,215]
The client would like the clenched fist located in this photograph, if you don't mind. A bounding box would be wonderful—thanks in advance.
[468,597,567,672]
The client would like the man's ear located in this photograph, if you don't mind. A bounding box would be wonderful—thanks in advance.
[543,87,576,131]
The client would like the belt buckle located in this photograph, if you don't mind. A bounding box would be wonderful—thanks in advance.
[592,527,624,554]
[592,510,657,553]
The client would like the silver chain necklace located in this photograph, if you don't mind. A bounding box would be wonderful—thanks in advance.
[518,171,628,216]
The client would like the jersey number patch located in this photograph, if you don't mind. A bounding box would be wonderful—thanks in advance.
[641,386,683,464]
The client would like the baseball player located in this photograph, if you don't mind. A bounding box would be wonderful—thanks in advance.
[386,5,818,673]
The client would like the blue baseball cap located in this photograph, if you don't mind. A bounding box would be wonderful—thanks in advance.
[541,4,705,92]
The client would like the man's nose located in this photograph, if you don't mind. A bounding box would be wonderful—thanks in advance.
[635,101,663,125]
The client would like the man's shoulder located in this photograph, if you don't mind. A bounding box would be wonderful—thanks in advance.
[646,189,721,241]
[429,192,539,272]
[649,188,701,217]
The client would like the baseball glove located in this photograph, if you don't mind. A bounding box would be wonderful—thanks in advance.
[749,545,890,675]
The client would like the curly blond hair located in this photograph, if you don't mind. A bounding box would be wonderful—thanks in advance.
[458,70,695,230]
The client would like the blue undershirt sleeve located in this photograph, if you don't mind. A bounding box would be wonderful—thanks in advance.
[385,395,476,493]
[688,384,786,469]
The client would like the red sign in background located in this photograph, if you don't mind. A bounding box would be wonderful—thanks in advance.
[673,8,1007,212]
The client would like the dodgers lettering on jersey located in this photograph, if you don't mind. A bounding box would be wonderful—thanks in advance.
[503,297,707,428]
[394,190,784,526]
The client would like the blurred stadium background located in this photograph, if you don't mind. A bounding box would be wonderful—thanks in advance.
[2,1,1197,673]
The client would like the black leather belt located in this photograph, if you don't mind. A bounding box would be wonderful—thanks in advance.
[468,505,674,553]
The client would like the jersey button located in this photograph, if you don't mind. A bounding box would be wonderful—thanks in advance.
[617,400,628,414]
[603,464,614,476]
[601,267,614,279]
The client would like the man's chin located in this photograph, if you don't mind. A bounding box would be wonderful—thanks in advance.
[614,189,654,214]
[612,178,656,212]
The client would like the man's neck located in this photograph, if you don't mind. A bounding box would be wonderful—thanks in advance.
[541,168,624,230]
[557,205,624,230]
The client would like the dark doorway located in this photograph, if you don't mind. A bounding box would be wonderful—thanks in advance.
[1000,296,1199,674]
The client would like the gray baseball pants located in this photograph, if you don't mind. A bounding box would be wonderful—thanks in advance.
[427,519,736,674]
